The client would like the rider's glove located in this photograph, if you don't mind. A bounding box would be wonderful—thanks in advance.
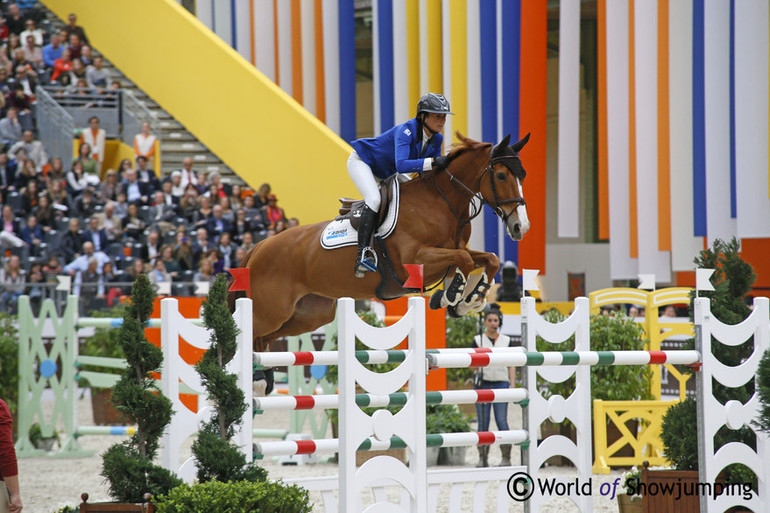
[433,156,450,171]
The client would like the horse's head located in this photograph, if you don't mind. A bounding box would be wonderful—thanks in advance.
[479,133,531,241]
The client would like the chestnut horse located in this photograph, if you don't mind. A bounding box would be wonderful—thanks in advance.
[237,132,530,351]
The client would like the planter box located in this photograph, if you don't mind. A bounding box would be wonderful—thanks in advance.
[641,461,699,513]
[91,389,129,426]
[438,446,467,466]
[79,492,155,513]
[618,493,642,513]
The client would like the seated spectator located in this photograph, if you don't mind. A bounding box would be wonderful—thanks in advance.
[207,172,230,199]
[102,260,123,306]
[63,240,111,274]
[14,157,38,190]
[121,203,145,240]
[233,247,247,268]
[148,257,171,290]
[179,185,198,222]
[114,191,128,218]
[95,201,122,242]
[216,232,237,270]
[241,194,260,223]
[6,34,20,55]
[218,196,234,224]
[274,219,289,235]
[79,45,93,67]
[0,254,25,314]
[191,195,213,229]
[254,183,271,209]
[191,227,213,263]
[205,248,224,275]
[76,256,104,308]
[26,261,44,309]
[60,217,83,263]
[116,158,132,181]
[85,55,108,90]
[19,214,41,254]
[4,4,26,37]
[48,179,71,216]
[67,33,83,60]
[120,168,150,205]
[0,153,17,199]
[0,68,13,97]
[44,156,66,187]
[660,305,678,318]
[173,231,193,271]
[148,190,176,236]
[229,184,243,210]
[19,18,42,46]
[21,34,41,69]
[239,231,255,252]
[9,130,47,171]
[19,177,39,211]
[99,168,120,203]
[0,17,8,43]
[12,62,37,96]
[158,244,180,279]
[6,82,32,130]
[260,194,286,229]
[33,194,57,231]
[176,157,198,188]
[159,180,179,207]
[135,156,159,189]
[65,13,89,46]
[139,229,161,262]
[126,258,147,282]
[82,216,108,253]
[288,217,300,228]
[206,204,233,239]
[43,254,63,280]
[42,33,63,68]
[66,160,89,196]
[193,258,214,287]
[232,208,256,244]
[79,116,105,173]
[170,170,184,197]
[133,122,156,162]
[50,47,73,83]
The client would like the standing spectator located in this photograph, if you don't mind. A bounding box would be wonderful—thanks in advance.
[0,108,21,150]
[85,55,108,90]
[65,13,89,46]
[8,130,46,171]
[42,33,63,68]
[4,4,25,36]
[50,47,72,83]
[0,254,25,313]
[82,216,108,253]
[19,19,41,46]
[133,122,156,162]
[176,157,198,188]
[79,116,105,173]
[60,217,83,263]
[260,194,286,229]
[21,34,41,70]
[472,308,515,467]
[95,201,122,242]
[0,394,23,513]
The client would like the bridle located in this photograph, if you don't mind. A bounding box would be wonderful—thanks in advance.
[434,151,527,227]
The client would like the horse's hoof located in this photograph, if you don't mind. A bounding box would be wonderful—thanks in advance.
[253,379,267,397]
[429,289,444,310]
[447,305,462,318]
[454,301,472,317]
[469,298,487,313]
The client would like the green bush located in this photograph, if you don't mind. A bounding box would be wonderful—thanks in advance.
[660,398,698,471]
[755,348,770,433]
[0,311,19,419]
[426,404,471,434]
[445,314,481,385]
[155,480,311,513]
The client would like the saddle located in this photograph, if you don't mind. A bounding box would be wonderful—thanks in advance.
[336,176,396,230]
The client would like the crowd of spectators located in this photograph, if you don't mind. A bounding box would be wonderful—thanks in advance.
[0,4,298,315]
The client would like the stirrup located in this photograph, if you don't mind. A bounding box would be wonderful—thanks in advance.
[354,247,378,278]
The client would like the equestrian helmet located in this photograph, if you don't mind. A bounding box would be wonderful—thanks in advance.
[417,93,454,116]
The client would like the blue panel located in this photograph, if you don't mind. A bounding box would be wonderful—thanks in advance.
[378,0,395,132]
[500,0,520,268]
[728,0,736,218]
[692,1,707,236]
[479,0,497,144]
[339,1,357,142]
[211,0,217,33]
[230,0,237,50]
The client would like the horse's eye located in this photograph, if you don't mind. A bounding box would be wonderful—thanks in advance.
[496,172,507,181]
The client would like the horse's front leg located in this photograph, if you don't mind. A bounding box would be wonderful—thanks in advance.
[454,250,500,315]
[413,246,476,308]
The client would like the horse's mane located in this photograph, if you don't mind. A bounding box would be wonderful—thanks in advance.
[416,132,492,181]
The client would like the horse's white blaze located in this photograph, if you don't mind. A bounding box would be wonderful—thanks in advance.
[505,178,530,240]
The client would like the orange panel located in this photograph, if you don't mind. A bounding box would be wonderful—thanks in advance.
[519,0,548,273]
[597,0,610,240]
[291,0,302,104]
[740,238,770,291]
[657,0,671,251]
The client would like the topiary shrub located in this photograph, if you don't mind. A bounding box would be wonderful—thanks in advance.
[660,398,698,471]
[101,274,182,502]
[155,480,311,513]
[755,349,770,433]
[191,273,267,483]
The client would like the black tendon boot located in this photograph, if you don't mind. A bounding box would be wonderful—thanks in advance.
[354,205,379,278]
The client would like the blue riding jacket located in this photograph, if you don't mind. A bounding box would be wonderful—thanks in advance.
[351,118,443,180]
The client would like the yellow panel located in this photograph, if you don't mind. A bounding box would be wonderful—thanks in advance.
[406,0,420,107]
[46,0,354,225]
[449,0,467,144]
[427,0,442,93]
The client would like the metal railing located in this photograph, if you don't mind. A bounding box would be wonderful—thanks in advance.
[35,86,75,164]
[121,88,157,147]
[40,86,121,138]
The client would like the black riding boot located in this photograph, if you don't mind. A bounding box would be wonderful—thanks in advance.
[354,205,379,278]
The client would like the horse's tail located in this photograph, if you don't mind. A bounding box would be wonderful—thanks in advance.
[226,238,265,313]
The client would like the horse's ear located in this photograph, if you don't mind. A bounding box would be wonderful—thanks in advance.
[500,134,511,147]
[512,132,531,153]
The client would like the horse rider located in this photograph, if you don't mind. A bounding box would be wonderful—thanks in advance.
[347,93,453,277]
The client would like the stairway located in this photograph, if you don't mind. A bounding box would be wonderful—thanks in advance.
[41,8,242,184]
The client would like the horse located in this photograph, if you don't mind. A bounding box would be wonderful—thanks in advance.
[235,132,531,352]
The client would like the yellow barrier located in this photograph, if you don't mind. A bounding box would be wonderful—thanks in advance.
[589,287,694,399]
[592,399,678,474]
[45,0,355,225]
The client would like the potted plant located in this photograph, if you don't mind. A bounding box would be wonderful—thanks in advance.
[755,348,770,434]
[154,480,310,513]
[426,404,472,465]
[28,422,58,451]
[79,305,128,425]
[617,466,643,513]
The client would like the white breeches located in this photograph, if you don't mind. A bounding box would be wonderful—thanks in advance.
[347,151,381,211]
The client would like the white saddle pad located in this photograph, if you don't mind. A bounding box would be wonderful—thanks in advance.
[320,179,400,249]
